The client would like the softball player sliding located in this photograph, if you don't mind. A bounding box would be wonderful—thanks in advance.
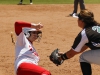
[14,21,51,75]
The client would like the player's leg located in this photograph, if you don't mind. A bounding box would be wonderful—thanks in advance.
[20,0,23,2]
[69,0,79,17]
[30,0,32,3]
[80,62,92,75]
[79,49,100,75]
[17,63,51,75]
[73,0,79,13]
[79,0,85,10]
[80,49,100,65]
[18,0,23,4]
[30,0,33,4]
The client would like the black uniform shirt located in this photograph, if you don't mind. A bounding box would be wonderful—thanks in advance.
[72,25,100,52]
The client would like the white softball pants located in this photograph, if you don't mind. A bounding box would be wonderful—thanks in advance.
[79,49,100,65]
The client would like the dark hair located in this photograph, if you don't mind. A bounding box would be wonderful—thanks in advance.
[78,9,100,27]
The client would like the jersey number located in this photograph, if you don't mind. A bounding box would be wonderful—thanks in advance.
[92,26,100,33]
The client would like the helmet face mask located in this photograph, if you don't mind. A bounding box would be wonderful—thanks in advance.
[37,32,42,42]
[24,32,31,38]
[23,27,42,42]
[29,31,42,42]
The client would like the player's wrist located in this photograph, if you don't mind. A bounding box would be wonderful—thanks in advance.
[61,53,69,60]
[31,23,37,27]
[31,23,43,29]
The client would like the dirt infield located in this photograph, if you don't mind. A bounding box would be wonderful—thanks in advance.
[0,4,100,75]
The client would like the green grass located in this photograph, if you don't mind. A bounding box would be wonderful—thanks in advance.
[0,0,100,4]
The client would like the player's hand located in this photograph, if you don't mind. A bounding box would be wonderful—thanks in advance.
[31,22,43,30]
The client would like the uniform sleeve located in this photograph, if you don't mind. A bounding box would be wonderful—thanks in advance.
[15,21,31,36]
[72,29,89,52]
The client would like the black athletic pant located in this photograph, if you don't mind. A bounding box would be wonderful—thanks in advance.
[80,62,92,75]
[73,0,85,13]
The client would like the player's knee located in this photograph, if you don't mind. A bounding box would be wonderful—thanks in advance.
[41,70,51,75]
[79,53,87,62]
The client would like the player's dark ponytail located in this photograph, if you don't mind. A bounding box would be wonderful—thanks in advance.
[78,9,100,27]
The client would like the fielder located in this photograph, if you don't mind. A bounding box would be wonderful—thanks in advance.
[50,9,100,75]
[14,21,51,75]
[69,0,85,17]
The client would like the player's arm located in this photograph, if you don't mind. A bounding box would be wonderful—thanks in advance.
[66,45,88,59]
[15,21,32,35]
[66,30,89,59]
[14,21,43,36]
